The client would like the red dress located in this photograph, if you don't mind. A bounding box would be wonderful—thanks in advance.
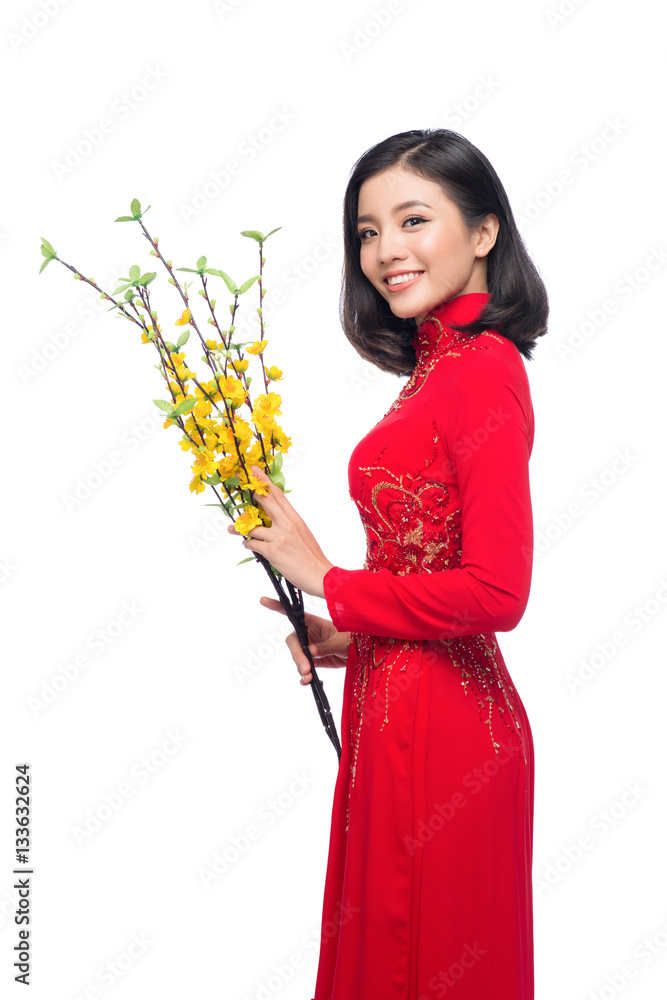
[313,292,535,1000]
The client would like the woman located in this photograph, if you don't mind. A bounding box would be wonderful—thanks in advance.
[229,128,548,1000]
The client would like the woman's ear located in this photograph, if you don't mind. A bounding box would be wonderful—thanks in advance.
[477,213,500,256]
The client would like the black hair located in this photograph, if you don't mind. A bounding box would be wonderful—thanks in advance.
[340,128,549,374]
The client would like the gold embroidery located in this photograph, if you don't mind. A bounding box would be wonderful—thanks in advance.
[346,631,419,833]
[434,634,527,765]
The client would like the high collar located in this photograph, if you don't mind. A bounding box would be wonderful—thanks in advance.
[412,291,491,360]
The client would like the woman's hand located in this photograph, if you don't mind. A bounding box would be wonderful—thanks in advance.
[259,595,351,685]
[226,464,335,598]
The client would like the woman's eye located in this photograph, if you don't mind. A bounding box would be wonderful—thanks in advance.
[358,216,426,241]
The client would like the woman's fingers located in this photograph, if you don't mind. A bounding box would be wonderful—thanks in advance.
[260,596,313,683]
[287,637,313,684]
[249,466,289,524]
[259,595,286,615]
[285,630,314,683]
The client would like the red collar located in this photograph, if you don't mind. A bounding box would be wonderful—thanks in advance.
[413,291,491,357]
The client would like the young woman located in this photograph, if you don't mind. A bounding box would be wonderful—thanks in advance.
[229,128,548,1000]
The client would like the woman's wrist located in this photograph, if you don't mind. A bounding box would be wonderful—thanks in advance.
[313,560,337,600]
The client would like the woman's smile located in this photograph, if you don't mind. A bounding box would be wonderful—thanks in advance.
[383,270,425,292]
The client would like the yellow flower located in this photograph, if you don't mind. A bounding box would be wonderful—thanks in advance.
[214,424,236,453]
[254,391,282,417]
[271,426,292,452]
[232,358,249,374]
[251,392,282,433]
[246,339,268,355]
[240,468,272,497]
[175,308,191,326]
[233,505,264,536]
[266,365,283,381]
[191,450,218,479]
[242,442,265,468]
[141,322,161,344]
[217,455,239,480]
[189,475,206,495]
[232,417,253,448]
[194,399,213,420]
[205,339,218,351]
[219,376,247,407]
[200,378,222,401]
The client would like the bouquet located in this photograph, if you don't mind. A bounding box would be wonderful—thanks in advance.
[39,199,341,760]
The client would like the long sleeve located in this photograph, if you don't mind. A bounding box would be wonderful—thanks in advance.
[322,344,534,641]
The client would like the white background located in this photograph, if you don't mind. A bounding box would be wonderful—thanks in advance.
[2,0,666,998]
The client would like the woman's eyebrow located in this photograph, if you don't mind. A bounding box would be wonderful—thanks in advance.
[356,200,432,225]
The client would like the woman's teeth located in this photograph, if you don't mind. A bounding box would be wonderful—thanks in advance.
[386,271,422,286]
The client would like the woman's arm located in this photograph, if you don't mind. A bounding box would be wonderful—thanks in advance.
[322,346,535,641]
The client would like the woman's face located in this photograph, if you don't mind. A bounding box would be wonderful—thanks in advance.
[356,165,498,325]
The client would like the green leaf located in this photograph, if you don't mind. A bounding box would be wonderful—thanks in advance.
[270,452,283,473]
[129,264,140,281]
[114,215,135,222]
[271,471,286,490]
[205,471,221,485]
[153,399,173,412]
[124,289,136,302]
[196,255,207,270]
[136,272,157,287]
[216,270,238,295]
[164,341,176,352]
[175,267,199,273]
[40,236,56,255]
[223,476,241,487]
[113,282,132,294]
[173,397,198,416]
[204,268,222,278]
[131,198,141,218]
[38,256,52,274]
[176,330,190,348]
[263,226,282,241]
[237,555,256,565]
[238,274,259,294]
[240,230,265,243]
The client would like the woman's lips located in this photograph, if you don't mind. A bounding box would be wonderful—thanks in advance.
[384,271,424,293]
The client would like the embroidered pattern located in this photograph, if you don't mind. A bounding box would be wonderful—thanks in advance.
[433,634,527,764]
[354,425,462,578]
[346,631,419,832]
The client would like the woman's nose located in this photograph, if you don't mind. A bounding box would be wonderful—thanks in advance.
[376,235,408,264]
